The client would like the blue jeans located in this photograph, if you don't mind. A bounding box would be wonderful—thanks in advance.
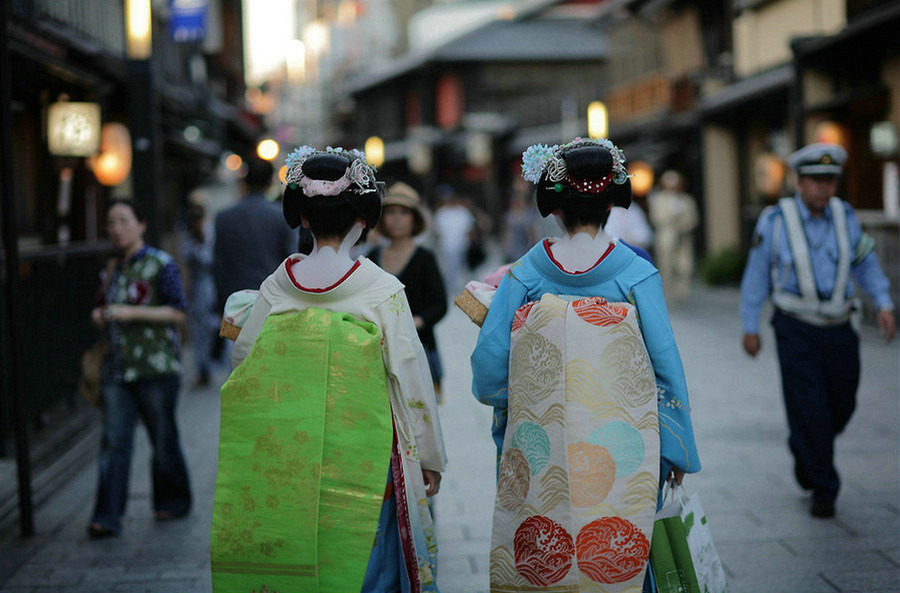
[91,374,191,534]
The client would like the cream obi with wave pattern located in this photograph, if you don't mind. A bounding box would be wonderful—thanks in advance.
[491,293,659,593]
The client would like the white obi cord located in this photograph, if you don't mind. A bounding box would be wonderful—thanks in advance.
[290,222,364,289]
[549,220,614,273]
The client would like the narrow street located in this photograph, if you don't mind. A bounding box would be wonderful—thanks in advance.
[1,283,897,593]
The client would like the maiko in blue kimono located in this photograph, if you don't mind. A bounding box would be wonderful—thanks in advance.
[468,138,700,593]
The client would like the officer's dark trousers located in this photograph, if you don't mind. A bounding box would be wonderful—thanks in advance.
[772,310,860,503]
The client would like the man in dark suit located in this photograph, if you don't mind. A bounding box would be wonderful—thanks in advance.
[213,156,298,312]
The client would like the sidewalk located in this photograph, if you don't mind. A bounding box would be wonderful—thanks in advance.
[1,283,897,593]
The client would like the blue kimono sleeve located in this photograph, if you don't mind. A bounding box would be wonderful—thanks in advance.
[629,274,701,475]
[470,273,529,460]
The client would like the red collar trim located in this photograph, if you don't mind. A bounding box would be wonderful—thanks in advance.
[543,238,614,275]
[285,258,361,293]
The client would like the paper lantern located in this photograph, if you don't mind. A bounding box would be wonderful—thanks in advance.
[90,123,132,186]
[628,161,654,197]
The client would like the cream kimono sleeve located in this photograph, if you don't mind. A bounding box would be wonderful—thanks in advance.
[378,289,447,473]
[231,291,272,370]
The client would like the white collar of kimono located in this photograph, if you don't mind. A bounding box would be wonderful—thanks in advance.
[549,219,614,273]
[289,222,363,289]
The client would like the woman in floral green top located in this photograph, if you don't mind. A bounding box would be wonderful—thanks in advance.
[87,199,191,538]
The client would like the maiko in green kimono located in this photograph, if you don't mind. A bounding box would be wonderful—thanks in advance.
[211,147,446,593]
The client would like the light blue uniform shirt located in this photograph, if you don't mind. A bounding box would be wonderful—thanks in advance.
[740,195,894,334]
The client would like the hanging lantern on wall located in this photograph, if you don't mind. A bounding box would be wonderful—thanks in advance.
[48,101,102,157]
[365,136,385,168]
[628,161,654,197]
[754,153,786,199]
[814,121,847,148]
[89,123,133,186]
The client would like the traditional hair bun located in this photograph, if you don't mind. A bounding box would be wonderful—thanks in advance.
[281,146,382,230]
[524,139,632,217]
[302,153,351,181]
[563,145,613,181]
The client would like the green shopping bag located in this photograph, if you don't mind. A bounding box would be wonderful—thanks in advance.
[650,483,728,593]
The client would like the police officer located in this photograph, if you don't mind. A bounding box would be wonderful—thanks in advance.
[740,142,896,518]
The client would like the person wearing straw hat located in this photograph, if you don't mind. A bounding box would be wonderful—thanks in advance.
[369,182,448,399]
[740,142,895,518]
[211,147,446,593]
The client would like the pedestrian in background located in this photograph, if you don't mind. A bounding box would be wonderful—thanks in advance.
[603,200,654,253]
[471,139,700,592]
[432,185,475,295]
[740,142,896,518]
[87,199,191,538]
[369,182,448,398]
[181,200,218,388]
[502,191,539,263]
[212,147,445,592]
[213,155,297,312]
[647,170,698,302]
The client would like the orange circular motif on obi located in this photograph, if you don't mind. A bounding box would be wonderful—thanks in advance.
[576,517,650,583]
[567,442,616,507]
[512,301,537,333]
[572,297,628,327]
[513,516,575,586]
[497,448,530,511]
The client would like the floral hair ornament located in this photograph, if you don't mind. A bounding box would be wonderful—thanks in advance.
[521,137,629,194]
[284,145,378,197]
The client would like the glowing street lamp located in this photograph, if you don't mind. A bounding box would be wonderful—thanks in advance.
[125,0,152,59]
[588,101,608,139]
[365,136,385,168]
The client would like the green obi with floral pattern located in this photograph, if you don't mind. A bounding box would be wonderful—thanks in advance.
[211,307,394,593]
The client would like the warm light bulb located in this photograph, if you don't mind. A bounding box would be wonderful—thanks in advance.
[588,101,608,139]
[225,153,243,171]
[628,161,654,197]
[257,139,280,161]
[365,136,385,168]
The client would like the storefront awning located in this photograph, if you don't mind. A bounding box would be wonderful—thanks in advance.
[699,65,793,117]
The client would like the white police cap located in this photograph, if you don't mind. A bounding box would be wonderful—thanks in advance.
[788,143,847,176]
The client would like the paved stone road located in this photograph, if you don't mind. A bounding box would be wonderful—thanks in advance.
[1,284,897,593]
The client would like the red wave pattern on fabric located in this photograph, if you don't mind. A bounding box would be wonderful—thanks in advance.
[572,297,628,327]
[512,301,538,333]
[513,516,575,585]
[575,516,649,583]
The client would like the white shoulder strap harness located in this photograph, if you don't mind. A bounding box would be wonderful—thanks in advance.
[771,197,852,324]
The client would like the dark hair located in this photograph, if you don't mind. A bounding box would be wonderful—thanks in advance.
[535,144,632,228]
[105,198,145,222]
[557,199,613,231]
[282,152,382,239]
[301,197,366,239]
[186,203,205,225]
[244,156,274,190]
